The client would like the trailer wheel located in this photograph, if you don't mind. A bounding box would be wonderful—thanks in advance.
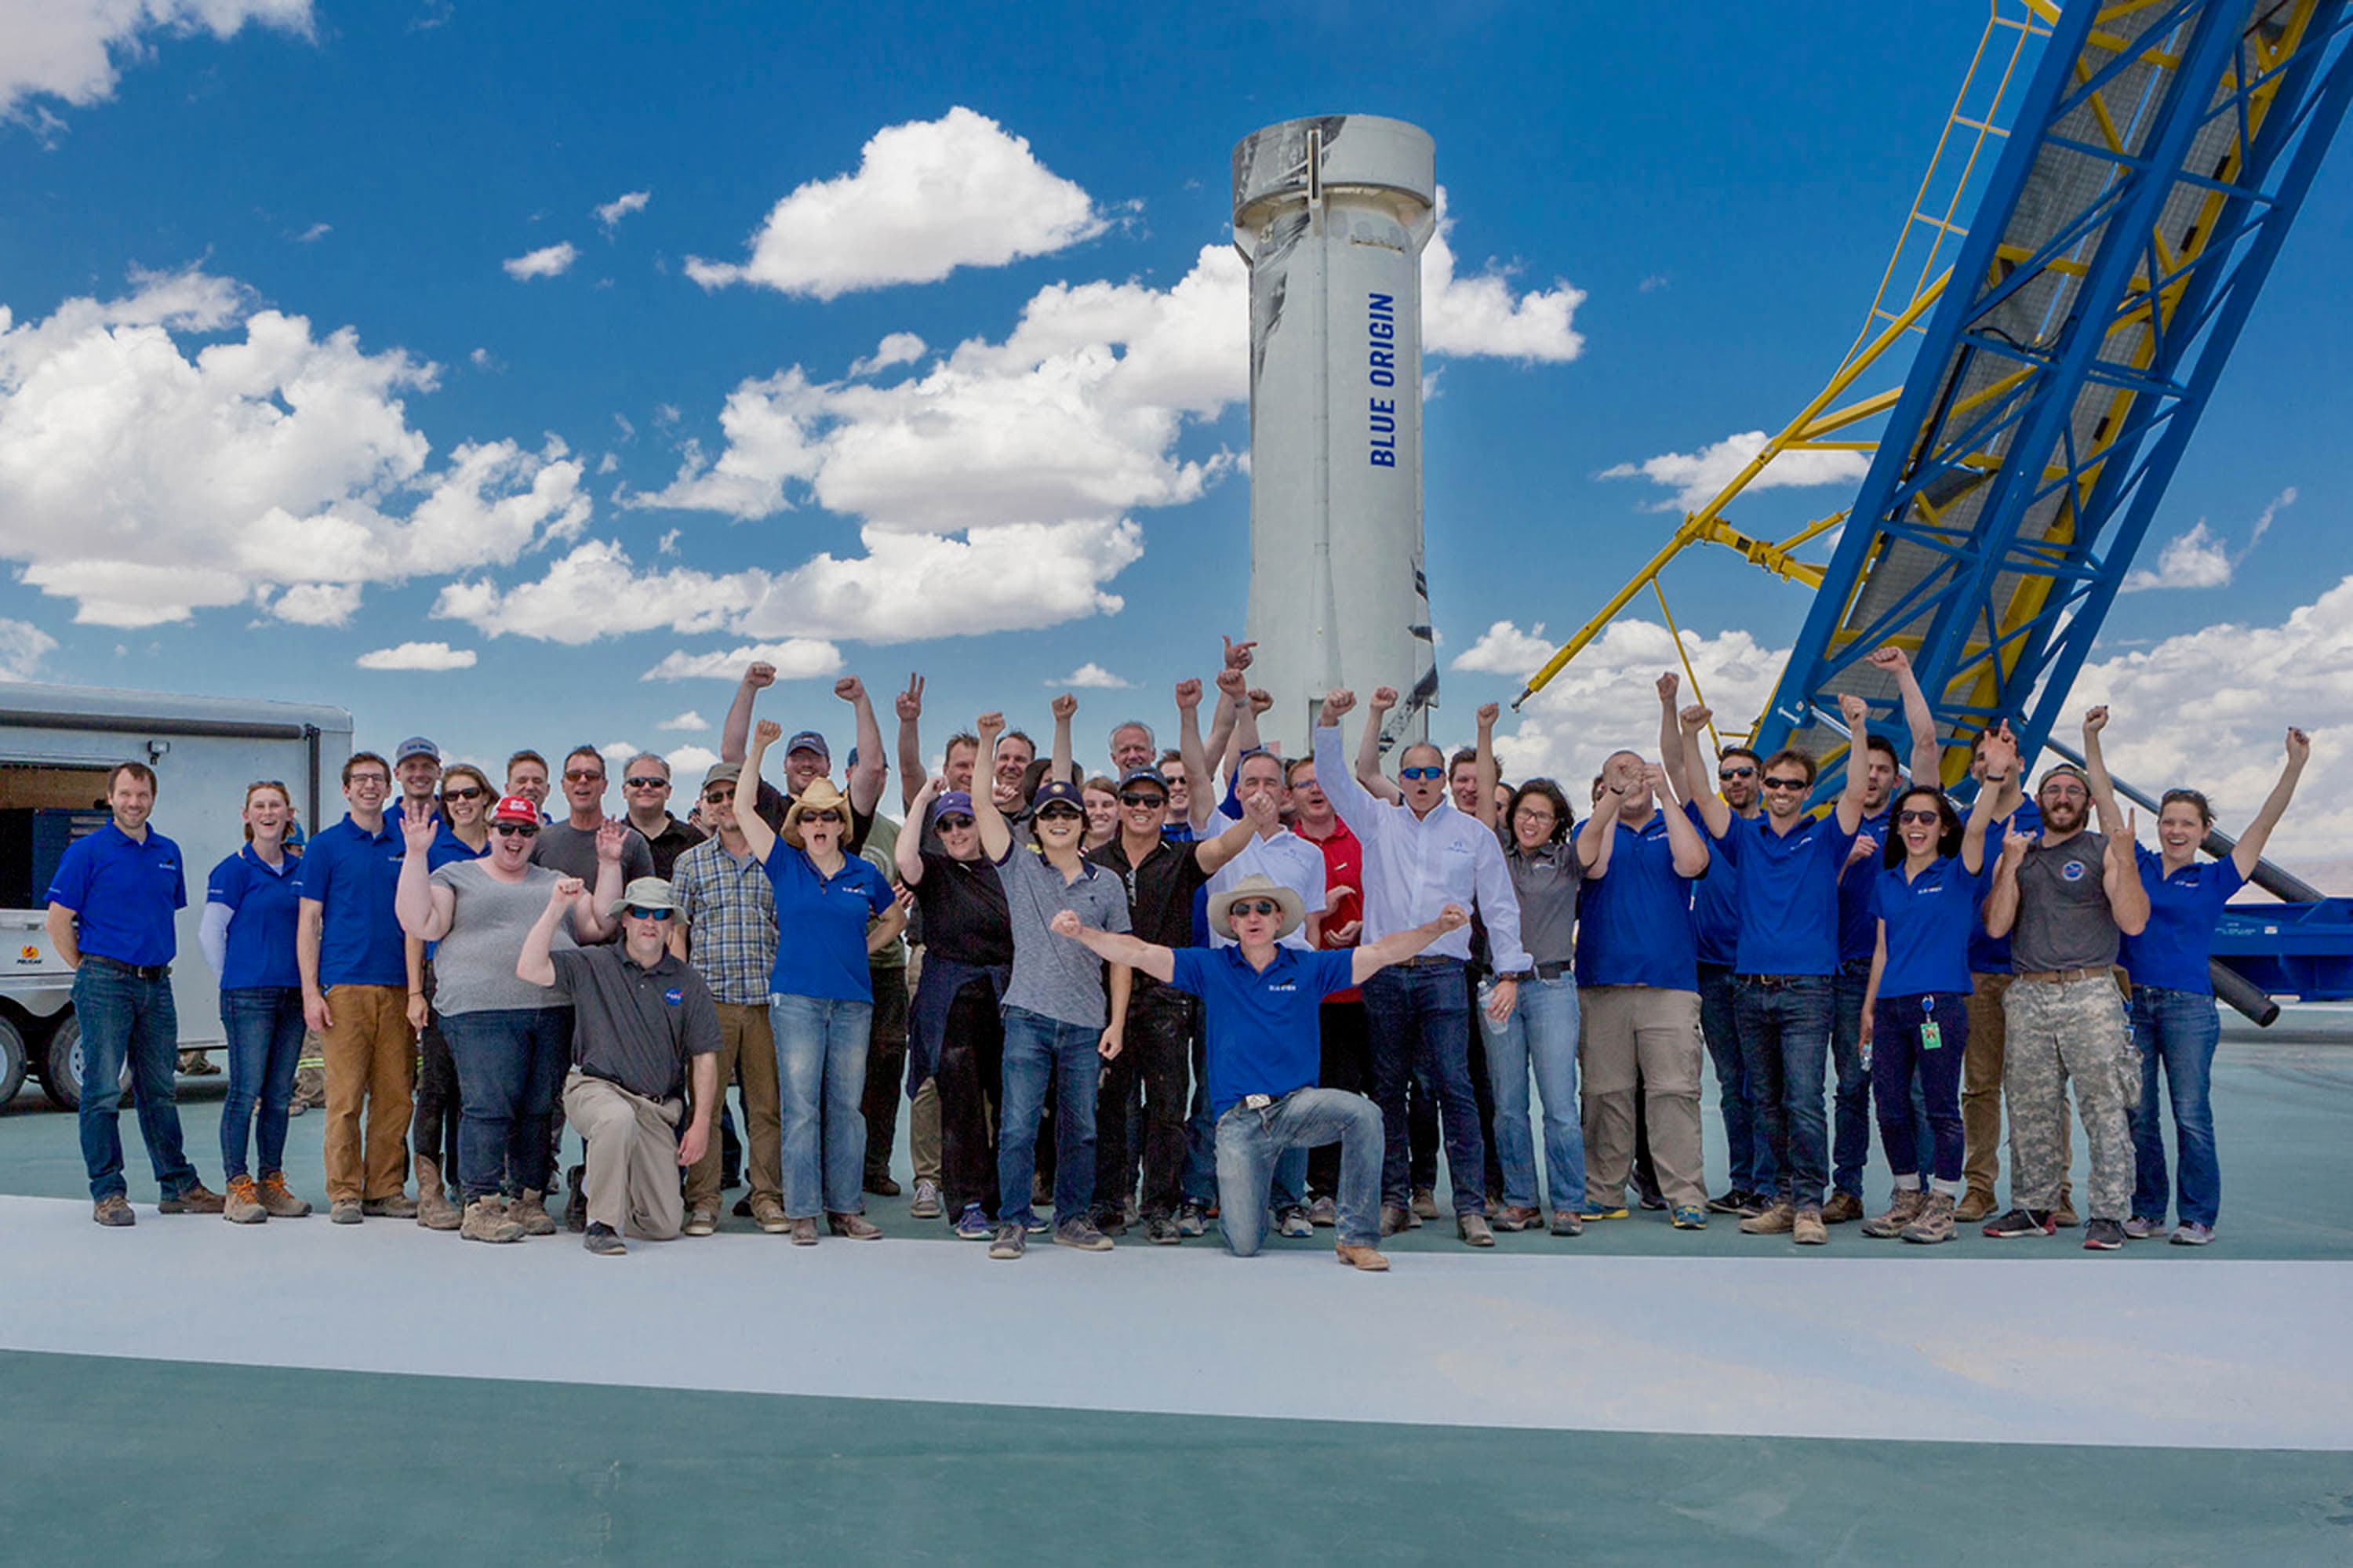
[40,1016,128,1113]
[0,1015,25,1108]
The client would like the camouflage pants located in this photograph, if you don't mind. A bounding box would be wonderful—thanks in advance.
[2002,976,2137,1221]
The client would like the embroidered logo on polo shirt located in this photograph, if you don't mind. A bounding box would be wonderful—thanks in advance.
[664,988,684,1006]
[1265,981,1297,994]
[2060,858,2089,882]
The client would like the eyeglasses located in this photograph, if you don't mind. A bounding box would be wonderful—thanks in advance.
[1718,765,1756,780]
[442,785,485,802]
[624,776,668,790]
[1761,777,1809,792]
[2042,783,2088,799]
[1228,899,1282,918]
[799,809,843,826]
[563,769,604,783]
[625,906,674,921]
[935,814,975,831]
[1398,766,1445,781]
[491,823,540,839]
[1118,791,1166,807]
[1897,809,1942,825]
[348,775,390,789]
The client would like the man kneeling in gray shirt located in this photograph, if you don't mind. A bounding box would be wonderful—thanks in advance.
[519,875,720,1255]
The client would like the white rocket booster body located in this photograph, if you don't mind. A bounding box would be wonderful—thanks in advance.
[1231,115,1438,756]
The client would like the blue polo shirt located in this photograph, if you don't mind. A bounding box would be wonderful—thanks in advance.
[45,821,187,967]
[763,842,895,1002]
[1838,805,1893,964]
[206,845,304,990]
[1167,944,1356,1117]
[1574,814,1699,991]
[1969,800,2039,973]
[294,814,409,988]
[1871,855,1989,999]
[1716,809,1858,977]
[427,824,490,871]
[1685,802,1740,967]
[2120,845,2244,995]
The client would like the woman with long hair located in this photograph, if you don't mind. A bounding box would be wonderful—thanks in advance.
[202,781,313,1224]
[407,762,493,1229]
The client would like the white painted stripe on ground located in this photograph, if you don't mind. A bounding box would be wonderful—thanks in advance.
[4,1195,2345,1450]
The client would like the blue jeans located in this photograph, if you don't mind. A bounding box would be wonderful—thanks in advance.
[438,1007,570,1202]
[218,986,304,1180]
[772,993,874,1219]
[1478,973,1585,1212]
[1735,975,1833,1210]
[1363,959,1486,1214]
[1871,992,1967,1184]
[2129,985,2222,1227]
[1216,1089,1384,1253]
[1698,962,1771,1195]
[998,1006,1100,1225]
[72,962,198,1202]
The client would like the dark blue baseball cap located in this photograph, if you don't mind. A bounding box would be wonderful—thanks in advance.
[1031,780,1086,816]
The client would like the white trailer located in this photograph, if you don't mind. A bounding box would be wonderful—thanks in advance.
[0,682,352,1108]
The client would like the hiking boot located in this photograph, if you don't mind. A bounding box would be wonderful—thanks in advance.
[1336,1243,1391,1272]
[159,1182,226,1216]
[1054,1217,1115,1252]
[1740,1201,1795,1235]
[565,1166,587,1233]
[1174,1200,1209,1238]
[1146,1216,1181,1244]
[1307,1196,1338,1228]
[988,1222,1027,1259]
[1549,1210,1584,1237]
[2122,1215,2162,1241]
[1380,1204,1414,1238]
[1820,1191,1865,1224]
[414,1159,460,1230]
[1792,1208,1827,1246]
[909,1178,943,1220]
[329,1198,362,1224]
[256,1173,312,1218]
[683,1208,718,1238]
[223,1176,267,1224]
[1896,1190,1953,1244]
[1706,1189,1747,1215]
[1276,1206,1313,1239]
[1457,1213,1495,1248]
[2082,1217,2126,1251]
[584,1221,626,1257]
[361,1192,418,1219]
[1860,1188,1926,1239]
[789,1217,819,1246]
[511,1189,558,1237]
[864,1172,902,1198]
[1410,1187,1439,1221]
[750,1196,791,1234]
[2052,1195,2079,1228]
[1983,1207,2057,1239]
[460,1197,524,1243]
[827,1211,882,1240]
[1671,1204,1707,1231]
[1490,1205,1544,1232]
[1579,1199,1630,1222]
[2170,1221,2213,1246]
[1953,1188,1997,1224]
[93,1194,136,1228]
[954,1203,995,1240]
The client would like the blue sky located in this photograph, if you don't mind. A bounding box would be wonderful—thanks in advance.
[4,2,2349,857]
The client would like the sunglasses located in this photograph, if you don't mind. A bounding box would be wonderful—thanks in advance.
[1228,899,1282,919]
[491,822,540,839]
[442,785,486,802]
[799,809,843,826]
[1398,766,1445,782]
[1036,807,1084,823]
[1762,777,1809,791]
[935,814,975,831]
[563,769,604,783]
[1897,809,1943,825]
[1118,791,1167,807]
[247,778,290,793]
[1718,765,1756,780]
[625,905,674,921]
[624,776,668,790]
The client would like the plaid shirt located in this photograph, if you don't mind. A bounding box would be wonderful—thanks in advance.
[669,836,779,1005]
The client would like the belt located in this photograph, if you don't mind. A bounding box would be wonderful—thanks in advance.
[2016,967,2110,985]
[83,954,171,982]
[1392,955,1464,970]
[1737,973,1822,989]
[1533,960,1571,981]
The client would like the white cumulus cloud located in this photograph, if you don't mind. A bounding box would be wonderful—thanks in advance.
[593,190,649,231]
[640,640,846,682]
[502,242,578,281]
[684,107,1106,299]
[1422,188,1585,362]
[1450,620,1557,675]
[264,581,362,626]
[1049,662,1130,689]
[0,617,58,680]
[432,538,755,644]
[665,744,722,775]
[2,0,312,124]
[2122,487,2294,593]
[1599,428,1872,513]
[656,709,707,732]
[849,332,926,377]
[357,640,476,671]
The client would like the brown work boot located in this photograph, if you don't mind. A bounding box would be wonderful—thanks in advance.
[223,1176,267,1224]
[1410,1187,1439,1221]
[1489,1204,1544,1232]
[92,1193,136,1227]
[1380,1204,1413,1238]
[256,1173,312,1217]
[512,1189,558,1236]
[1860,1188,1926,1239]
[827,1211,882,1240]
[361,1191,419,1219]
[1792,1208,1828,1246]
[460,1197,525,1243]
[1457,1213,1495,1248]
[1954,1188,1997,1224]
[158,1181,226,1215]
[751,1195,791,1235]
[1335,1243,1391,1272]
[1739,1200,1795,1235]
[1819,1191,1865,1224]
[1900,1190,1957,1245]
[2052,1193,2080,1228]
[414,1158,461,1230]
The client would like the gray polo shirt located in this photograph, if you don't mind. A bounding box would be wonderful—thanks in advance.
[2012,831,2119,973]
[994,844,1131,1030]
[1501,839,1582,970]
[550,945,721,1101]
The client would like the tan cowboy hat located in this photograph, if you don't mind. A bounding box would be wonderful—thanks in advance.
[781,776,852,849]
[1210,872,1305,943]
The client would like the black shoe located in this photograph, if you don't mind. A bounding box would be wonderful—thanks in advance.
[564,1166,587,1234]
[1705,1189,1746,1215]
[1983,1207,2057,1239]
[1093,1207,1129,1238]
[2082,1217,2126,1251]
[732,1195,755,1218]
[1635,1184,1667,1212]
[864,1173,901,1198]
[583,1221,625,1257]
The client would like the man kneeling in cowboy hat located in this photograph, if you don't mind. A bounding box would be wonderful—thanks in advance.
[518,874,721,1255]
[1050,875,1470,1270]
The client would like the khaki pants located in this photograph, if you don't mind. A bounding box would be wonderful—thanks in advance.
[1962,971,2072,1207]
[685,1002,781,1212]
[563,1071,685,1239]
[320,983,415,1203]
[910,1078,943,1184]
[1579,986,1706,1210]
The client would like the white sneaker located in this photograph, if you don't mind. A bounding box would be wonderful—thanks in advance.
[910,1178,942,1220]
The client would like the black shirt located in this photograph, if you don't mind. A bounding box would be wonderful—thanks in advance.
[751,778,875,856]
[639,813,707,880]
[911,849,1013,966]
[1089,835,1212,950]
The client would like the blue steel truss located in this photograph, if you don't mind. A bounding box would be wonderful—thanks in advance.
[1758,0,2353,794]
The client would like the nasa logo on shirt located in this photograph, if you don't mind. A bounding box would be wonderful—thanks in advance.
[664,988,684,1006]
[1266,980,1297,994]
[2060,857,2089,883]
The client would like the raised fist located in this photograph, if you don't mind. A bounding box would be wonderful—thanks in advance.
[1318,689,1356,727]
[2082,704,2110,737]
[754,718,784,748]
[1655,671,1678,703]
[742,661,777,690]
[1476,701,1499,730]
[1369,686,1398,712]
[834,675,867,704]
[1678,704,1711,736]
[1050,693,1078,722]
[1174,678,1203,711]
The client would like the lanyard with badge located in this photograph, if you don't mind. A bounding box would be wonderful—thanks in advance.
[1920,994,1944,1053]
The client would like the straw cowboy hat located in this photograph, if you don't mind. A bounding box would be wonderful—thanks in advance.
[781,777,853,849]
[1209,872,1305,943]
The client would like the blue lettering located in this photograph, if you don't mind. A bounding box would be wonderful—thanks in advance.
[1369,293,1395,315]
[1370,348,1393,370]
[1369,369,1394,387]
[1370,318,1393,340]
[1370,449,1395,467]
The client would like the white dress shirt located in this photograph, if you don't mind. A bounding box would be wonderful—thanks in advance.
[1200,807,1327,951]
[1311,726,1531,972]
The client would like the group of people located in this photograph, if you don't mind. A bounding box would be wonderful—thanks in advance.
[43,636,2308,1266]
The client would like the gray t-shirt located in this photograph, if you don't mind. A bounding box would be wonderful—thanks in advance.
[1502,839,1582,969]
[530,820,654,944]
[551,946,720,1103]
[429,860,579,1016]
[2012,830,2120,973]
[994,844,1132,1029]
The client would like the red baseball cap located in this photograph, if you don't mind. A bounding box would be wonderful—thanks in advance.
[491,795,541,827]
